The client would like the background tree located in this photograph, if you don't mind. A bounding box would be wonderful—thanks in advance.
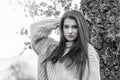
[23,0,80,19]
[80,0,120,80]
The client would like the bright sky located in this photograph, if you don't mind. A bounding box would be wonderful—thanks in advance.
[0,0,33,59]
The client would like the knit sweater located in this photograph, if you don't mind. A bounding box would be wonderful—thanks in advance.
[46,59,79,80]
[30,19,100,80]
[35,41,100,80]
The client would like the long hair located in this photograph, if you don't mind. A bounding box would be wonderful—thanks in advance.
[43,10,89,80]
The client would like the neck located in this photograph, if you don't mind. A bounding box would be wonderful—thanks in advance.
[66,41,74,48]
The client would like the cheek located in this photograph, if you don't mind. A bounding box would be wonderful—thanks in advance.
[63,28,67,35]
[75,30,79,37]
[61,29,66,38]
[74,29,78,34]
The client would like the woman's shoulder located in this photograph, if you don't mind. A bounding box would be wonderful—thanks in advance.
[38,38,58,60]
[34,37,58,56]
[87,43,99,61]
[87,43,101,80]
[42,37,58,54]
[46,38,58,55]
[88,43,96,51]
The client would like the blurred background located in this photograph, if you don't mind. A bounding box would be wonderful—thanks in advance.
[0,0,37,80]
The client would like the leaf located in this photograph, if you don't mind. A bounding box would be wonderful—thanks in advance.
[40,2,47,7]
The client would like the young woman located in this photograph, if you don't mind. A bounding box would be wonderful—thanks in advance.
[31,10,100,80]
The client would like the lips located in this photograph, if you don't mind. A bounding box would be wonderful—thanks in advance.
[67,35,74,38]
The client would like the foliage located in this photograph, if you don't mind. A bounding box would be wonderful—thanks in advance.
[18,27,32,55]
[24,0,73,18]
[80,0,120,80]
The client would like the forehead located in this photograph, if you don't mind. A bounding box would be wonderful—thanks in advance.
[64,18,77,25]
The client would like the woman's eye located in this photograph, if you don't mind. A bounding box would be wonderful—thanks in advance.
[72,25,78,29]
[64,25,69,28]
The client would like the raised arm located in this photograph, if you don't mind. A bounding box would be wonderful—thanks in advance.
[30,19,59,56]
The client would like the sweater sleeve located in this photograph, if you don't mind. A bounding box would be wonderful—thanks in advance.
[88,44,101,80]
[37,44,57,80]
[30,20,58,56]
[30,19,59,80]
[37,54,48,80]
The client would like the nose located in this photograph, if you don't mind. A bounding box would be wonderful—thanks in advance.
[68,28,72,34]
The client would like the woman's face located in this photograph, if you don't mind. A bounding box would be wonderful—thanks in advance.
[63,18,78,42]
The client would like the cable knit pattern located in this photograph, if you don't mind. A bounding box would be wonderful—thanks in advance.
[36,42,100,80]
